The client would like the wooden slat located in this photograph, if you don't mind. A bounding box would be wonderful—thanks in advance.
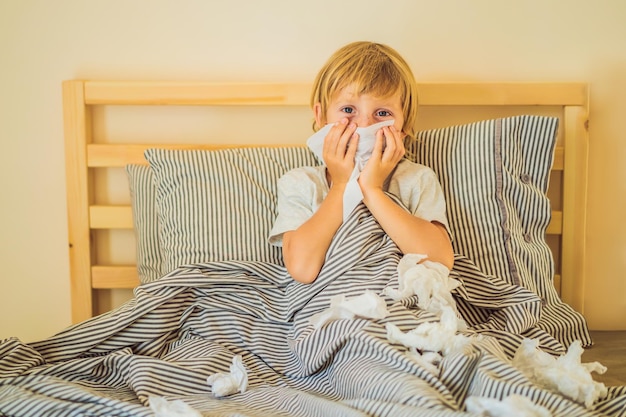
[90,206,133,229]
[84,81,311,106]
[63,80,94,323]
[88,144,150,167]
[92,265,139,288]
[416,83,588,106]
[547,211,562,235]
[81,81,587,107]
[86,143,294,167]
[553,146,564,171]
[560,105,589,314]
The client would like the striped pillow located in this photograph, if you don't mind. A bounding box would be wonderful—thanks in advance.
[126,164,163,283]
[145,147,318,275]
[129,116,558,292]
[405,115,557,298]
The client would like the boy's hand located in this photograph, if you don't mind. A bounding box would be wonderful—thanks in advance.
[359,125,405,192]
[322,118,359,187]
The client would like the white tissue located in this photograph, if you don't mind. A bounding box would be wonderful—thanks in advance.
[406,349,442,375]
[386,308,471,356]
[465,394,552,417]
[512,338,607,408]
[384,254,466,331]
[308,290,389,329]
[384,254,472,366]
[307,119,395,221]
[385,254,460,315]
[206,355,249,397]
[149,396,202,417]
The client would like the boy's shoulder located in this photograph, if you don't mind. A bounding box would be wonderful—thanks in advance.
[278,164,327,189]
[282,164,325,179]
[394,158,437,179]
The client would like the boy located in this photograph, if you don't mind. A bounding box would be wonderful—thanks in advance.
[269,41,453,283]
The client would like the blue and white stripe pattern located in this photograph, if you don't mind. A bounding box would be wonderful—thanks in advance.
[127,164,164,283]
[1,203,623,416]
[405,115,591,348]
[144,146,319,277]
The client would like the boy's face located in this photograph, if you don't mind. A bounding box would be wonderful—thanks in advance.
[314,83,405,134]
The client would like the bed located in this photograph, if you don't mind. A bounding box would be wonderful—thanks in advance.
[62,81,590,321]
[2,80,625,416]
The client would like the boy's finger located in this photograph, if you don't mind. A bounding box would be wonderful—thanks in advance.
[346,132,359,160]
[372,129,386,158]
[324,121,346,154]
[337,122,356,155]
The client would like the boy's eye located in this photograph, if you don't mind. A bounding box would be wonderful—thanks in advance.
[341,107,354,114]
[376,110,391,117]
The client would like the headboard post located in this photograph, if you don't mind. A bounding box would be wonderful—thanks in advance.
[63,80,94,323]
[560,104,589,314]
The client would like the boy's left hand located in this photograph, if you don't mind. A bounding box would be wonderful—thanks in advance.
[358,125,405,191]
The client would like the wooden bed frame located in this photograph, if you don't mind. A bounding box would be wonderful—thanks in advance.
[63,80,589,323]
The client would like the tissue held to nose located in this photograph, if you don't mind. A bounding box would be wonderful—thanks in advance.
[307,120,395,221]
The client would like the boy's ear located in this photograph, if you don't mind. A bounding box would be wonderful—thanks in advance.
[313,102,324,129]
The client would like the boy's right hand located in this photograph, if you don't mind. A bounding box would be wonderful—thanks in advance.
[322,118,358,187]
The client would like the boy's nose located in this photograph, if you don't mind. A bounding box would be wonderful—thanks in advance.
[354,115,375,127]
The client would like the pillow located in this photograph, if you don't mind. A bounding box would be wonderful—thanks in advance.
[128,117,558,288]
[405,116,591,346]
[144,147,318,275]
[126,164,163,284]
[405,115,591,347]
[405,115,558,295]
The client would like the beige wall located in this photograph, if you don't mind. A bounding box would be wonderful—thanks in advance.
[1,0,624,342]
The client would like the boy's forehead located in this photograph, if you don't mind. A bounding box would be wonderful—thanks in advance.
[332,84,401,105]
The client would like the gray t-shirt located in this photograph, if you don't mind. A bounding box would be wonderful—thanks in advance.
[268,159,451,246]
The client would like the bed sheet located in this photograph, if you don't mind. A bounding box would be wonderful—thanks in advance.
[1,204,625,417]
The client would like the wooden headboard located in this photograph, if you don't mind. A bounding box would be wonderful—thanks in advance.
[63,81,589,323]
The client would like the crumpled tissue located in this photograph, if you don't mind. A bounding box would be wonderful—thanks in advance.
[308,290,389,329]
[206,355,249,397]
[149,396,202,417]
[386,307,472,356]
[385,254,466,331]
[307,119,395,221]
[384,254,473,367]
[384,254,461,318]
[465,394,551,417]
[512,337,607,408]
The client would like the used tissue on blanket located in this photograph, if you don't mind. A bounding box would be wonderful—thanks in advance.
[206,355,249,397]
[150,396,202,417]
[465,394,551,417]
[384,254,473,367]
[512,338,607,408]
[307,119,395,221]
[384,254,465,330]
[309,290,389,329]
[385,254,459,313]
[386,307,471,356]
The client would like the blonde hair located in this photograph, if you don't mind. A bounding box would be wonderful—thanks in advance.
[310,41,419,139]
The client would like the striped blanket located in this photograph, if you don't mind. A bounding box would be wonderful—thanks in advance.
[1,205,625,416]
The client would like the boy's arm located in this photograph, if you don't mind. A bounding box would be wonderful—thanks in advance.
[282,120,358,284]
[282,183,345,284]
